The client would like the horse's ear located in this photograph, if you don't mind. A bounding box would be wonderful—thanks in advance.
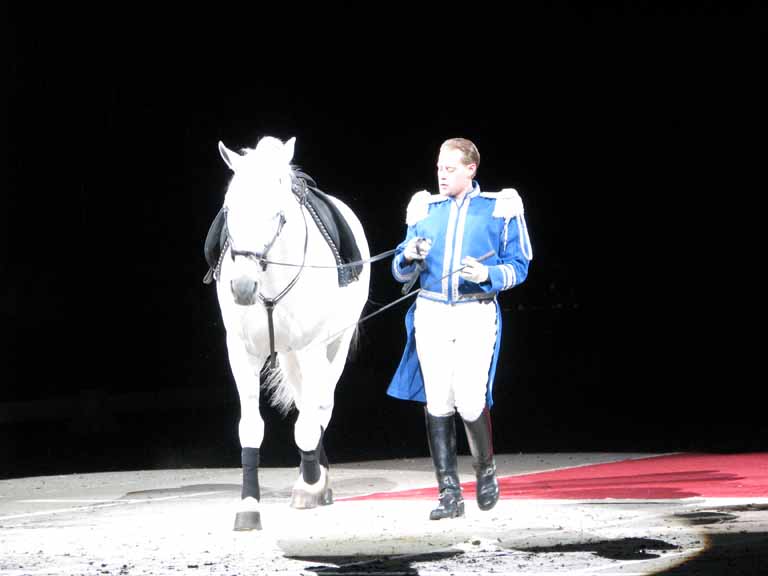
[218,141,239,171]
[283,137,296,164]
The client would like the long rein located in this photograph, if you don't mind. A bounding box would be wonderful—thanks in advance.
[247,238,401,366]
[248,227,495,351]
[253,248,399,270]
[230,232,493,362]
[259,237,399,367]
[225,188,493,363]
[317,249,495,347]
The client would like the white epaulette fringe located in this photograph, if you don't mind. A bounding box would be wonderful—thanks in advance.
[480,188,525,219]
[480,188,529,255]
[406,190,444,225]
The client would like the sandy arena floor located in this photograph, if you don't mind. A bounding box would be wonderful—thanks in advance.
[1,453,767,575]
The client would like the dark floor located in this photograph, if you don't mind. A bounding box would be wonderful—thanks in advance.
[3,386,765,481]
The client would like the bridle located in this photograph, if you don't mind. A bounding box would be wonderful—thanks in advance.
[229,211,288,272]
[225,183,311,369]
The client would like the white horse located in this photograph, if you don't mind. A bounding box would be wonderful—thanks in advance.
[210,136,370,530]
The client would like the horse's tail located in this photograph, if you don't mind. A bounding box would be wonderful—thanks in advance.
[262,323,361,414]
[260,358,293,416]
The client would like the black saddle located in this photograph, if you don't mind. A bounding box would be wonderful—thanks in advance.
[203,172,363,287]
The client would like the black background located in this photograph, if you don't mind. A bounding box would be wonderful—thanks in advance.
[4,2,764,479]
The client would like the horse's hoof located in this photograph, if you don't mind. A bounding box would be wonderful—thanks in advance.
[234,497,262,531]
[234,510,262,531]
[290,467,333,509]
[290,487,333,509]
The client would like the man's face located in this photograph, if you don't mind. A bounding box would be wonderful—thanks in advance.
[437,147,475,197]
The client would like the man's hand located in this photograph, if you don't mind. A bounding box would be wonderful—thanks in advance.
[403,237,432,263]
[460,256,489,283]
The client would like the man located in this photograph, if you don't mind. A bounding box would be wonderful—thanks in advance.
[389,138,533,520]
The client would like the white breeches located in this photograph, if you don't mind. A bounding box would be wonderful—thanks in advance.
[414,298,497,422]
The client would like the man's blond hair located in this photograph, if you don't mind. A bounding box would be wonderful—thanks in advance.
[441,138,480,176]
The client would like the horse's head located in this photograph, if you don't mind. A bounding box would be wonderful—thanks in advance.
[219,136,297,305]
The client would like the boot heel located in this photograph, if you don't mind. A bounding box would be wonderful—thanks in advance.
[429,491,465,520]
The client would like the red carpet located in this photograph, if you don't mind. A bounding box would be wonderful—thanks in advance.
[342,453,768,501]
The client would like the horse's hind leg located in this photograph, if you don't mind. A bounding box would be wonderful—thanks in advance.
[227,334,266,530]
[282,348,336,509]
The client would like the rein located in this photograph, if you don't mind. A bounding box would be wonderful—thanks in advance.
[318,250,496,346]
[243,248,398,270]
[220,170,495,368]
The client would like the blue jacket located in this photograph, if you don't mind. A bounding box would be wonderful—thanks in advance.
[387,182,533,405]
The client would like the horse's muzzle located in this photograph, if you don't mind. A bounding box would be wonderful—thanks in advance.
[231,276,258,306]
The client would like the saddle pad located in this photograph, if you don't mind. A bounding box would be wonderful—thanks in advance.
[202,174,362,287]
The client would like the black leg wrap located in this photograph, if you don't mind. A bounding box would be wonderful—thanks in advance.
[317,431,329,470]
[463,406,499,511]
[425,409,464,520]
[299,427,329,485]
[300,450,321,485]
[241,447,260,501]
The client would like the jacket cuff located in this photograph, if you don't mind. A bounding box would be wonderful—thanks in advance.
[393,253,419,282]
[488,265,517,291]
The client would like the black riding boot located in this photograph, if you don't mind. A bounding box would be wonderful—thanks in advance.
[463,407,499,511]
[425,410,464,520]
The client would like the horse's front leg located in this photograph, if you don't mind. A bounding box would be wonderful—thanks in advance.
[226,333,266,530]
[282,346,335,509]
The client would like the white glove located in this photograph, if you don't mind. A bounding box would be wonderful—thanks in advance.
[460,257,489,283]
[403,237,432,263]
